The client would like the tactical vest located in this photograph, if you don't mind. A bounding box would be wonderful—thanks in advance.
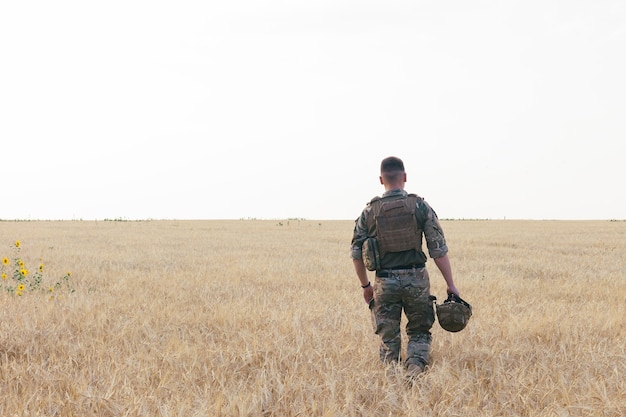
[365,193,427,269]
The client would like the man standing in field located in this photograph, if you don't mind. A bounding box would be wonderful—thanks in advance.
[350,156,460,379]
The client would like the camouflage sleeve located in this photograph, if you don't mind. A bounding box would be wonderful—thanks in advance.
[418,199,448,259]
[350,209,369,260]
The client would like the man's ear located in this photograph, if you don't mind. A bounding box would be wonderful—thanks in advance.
[403,173,407,182]
[379,176,384,185]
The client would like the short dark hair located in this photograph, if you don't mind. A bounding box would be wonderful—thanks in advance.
[380,156,405,182]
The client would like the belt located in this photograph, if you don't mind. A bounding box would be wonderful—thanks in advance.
[376,264,425,277]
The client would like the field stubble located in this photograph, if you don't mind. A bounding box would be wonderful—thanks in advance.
[0,220,624,416]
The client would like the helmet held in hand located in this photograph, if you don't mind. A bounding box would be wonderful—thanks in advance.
[436,293,472,332]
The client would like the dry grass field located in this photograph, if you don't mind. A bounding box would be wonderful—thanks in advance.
[0,219,624,416]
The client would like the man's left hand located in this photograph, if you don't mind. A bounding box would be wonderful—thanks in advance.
[363,285,374,304]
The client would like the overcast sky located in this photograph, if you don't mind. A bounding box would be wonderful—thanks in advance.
[1,1,624,220]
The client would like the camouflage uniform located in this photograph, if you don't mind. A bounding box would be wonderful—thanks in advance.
[351,189,448,368]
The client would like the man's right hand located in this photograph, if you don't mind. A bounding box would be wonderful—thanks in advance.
[447,284,460,297]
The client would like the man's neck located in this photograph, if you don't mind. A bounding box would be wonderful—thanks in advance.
[384,183,405,192]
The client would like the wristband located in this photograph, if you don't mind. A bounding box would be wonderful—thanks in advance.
[361,282,371,289]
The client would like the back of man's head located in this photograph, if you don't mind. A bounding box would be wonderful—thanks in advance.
[380,156,405,183]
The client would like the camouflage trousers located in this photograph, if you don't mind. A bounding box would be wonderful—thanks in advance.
[369,267,435,368]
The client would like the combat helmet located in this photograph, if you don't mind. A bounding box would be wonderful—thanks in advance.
[436,293,472,332]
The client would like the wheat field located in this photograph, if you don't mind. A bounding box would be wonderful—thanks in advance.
[0,219,624,416]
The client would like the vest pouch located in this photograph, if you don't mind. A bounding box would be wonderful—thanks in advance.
[362,237,380,271]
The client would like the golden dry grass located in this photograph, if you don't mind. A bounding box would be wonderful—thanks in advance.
[0,219,624,416]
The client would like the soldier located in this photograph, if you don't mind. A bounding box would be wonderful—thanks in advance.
[350,156,461,379]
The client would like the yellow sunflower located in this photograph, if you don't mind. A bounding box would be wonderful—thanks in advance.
[2,257,8,266]
[15,240,20,248]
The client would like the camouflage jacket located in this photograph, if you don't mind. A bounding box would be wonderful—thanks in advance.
[350,189,448,266]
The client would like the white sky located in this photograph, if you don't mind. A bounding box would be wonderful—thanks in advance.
[1,1,625,220]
